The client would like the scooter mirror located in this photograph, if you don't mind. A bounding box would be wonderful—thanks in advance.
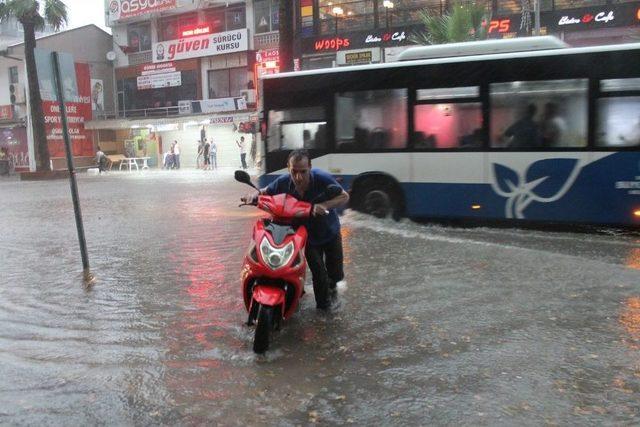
[234,170,259,190]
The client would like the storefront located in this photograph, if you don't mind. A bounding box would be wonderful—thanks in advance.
[87,111,260,169]
[485,2,640,45]
[0,118,28,172]
[116,58,201,112]
[298,26,417,69]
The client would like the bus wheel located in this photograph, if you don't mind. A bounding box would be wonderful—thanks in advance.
[355,178,403,220]
[363,189,393,218]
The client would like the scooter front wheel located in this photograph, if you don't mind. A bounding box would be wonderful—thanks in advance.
[253,304,274,354]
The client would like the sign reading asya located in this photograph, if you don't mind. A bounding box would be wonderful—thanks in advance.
[152,29,248,63]
[109,0,176,24]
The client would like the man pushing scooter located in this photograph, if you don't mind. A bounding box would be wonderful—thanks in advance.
[243,149,349,310]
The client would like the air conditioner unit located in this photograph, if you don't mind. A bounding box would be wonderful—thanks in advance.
[9,83,26,105]
[240,89,256,104]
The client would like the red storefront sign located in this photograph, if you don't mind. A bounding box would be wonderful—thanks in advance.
[181,25,212,38]
[108,0,176,23]
[0,105,13,120]
[314,37,351,51]
[43,63,93,157]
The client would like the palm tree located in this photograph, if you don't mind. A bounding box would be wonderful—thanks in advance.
[0,0,67,172]
[411,1,490,45]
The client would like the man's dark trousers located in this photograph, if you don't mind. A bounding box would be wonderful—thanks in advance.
[305,234,344,309]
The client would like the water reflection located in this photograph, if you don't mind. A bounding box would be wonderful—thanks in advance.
[619,296,640,350]
[625,248,640,270]
[2,171,640,425]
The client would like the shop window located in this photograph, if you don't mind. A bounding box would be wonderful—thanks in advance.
[319,0,375,34]
[597,97,640,147]
[301,55,335,70]
[377,0,426,27]
[204,7,246,33]
[254,0,279,33]
[127,23,151,52]
[553,0,608,10]
[9,66,18,84]
[335,89,408,150]
[490,79,588,149]
[208,67,247,98]
[160,13,197,41]
[267,107,326,152]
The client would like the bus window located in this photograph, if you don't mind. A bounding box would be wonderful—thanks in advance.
[414,103,482,149]
[335,89,408,150]
[490,79,588,149]
[596,97,640,147]
[417,86,479,101]
[267,107,326,152]
[600,78,640,92]
[280,122,327,150]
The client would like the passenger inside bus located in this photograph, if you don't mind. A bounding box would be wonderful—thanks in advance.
[540,102,567,147]
[502,104,542,148]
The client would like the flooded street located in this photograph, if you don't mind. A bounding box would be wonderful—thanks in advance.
[1,169,640,425]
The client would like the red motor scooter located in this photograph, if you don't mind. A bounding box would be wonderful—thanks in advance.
[235,170,341,353]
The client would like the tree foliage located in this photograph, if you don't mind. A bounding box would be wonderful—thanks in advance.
[0,1,68,171]
[411,2,491,45]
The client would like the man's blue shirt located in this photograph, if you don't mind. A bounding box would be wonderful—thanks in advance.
[264,168,343,246]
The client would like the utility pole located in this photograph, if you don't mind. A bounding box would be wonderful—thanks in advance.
[278,0,294,72]
[534,0,541,36]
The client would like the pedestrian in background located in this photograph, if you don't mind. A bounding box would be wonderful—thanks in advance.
[209,137,217,170]
[173,140,181,169]
[203,138,211,170]
[236,136,247,169]
[196,139,204,169]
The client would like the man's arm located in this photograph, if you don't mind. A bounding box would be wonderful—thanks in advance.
[316,191,349,211]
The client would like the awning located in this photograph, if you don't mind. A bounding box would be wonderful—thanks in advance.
[86,110,260,130]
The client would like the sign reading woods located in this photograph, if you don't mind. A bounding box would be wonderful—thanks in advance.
[42,63,94,157]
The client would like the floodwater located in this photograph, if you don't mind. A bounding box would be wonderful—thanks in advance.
[1,169,640,425]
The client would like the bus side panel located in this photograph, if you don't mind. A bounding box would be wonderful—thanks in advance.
[404,151,640,226]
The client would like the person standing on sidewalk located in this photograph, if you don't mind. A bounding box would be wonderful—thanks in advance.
[173,140,181,169]
[236,136,248,169]
[209,137,217,170]
[203,138,211,170]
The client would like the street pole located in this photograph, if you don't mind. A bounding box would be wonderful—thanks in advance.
[51,51,94,286]
[534,0,541,36]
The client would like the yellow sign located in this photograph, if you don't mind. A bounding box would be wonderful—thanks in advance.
[344,51,372,65]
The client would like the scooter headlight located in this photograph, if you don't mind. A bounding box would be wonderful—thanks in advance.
[259,238,295,270]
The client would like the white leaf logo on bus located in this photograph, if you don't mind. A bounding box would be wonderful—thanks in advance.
[491,158,584,219]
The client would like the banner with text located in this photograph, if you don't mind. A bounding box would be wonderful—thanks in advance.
[108,0,176,24]
[153,29,248,63]
[43,63,93,157]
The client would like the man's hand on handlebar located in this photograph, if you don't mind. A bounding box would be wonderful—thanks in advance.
[312,203,329,216]
[240,193,259,205]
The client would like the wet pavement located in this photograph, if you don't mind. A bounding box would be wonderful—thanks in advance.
[1,168,640,425]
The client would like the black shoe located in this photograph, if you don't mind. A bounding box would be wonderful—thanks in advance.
[329,287,338,302]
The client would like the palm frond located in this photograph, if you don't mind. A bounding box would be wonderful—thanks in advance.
[411,1,491,45]
[43,0,67,31]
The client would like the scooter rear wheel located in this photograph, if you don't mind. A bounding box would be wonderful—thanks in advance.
[253,304,274,354]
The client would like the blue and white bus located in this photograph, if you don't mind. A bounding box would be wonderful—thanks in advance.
[259,36,640,228]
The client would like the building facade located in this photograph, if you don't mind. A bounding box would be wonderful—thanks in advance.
[292,0,640,69]
[0,25,114,172]
[93,0,269,169]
